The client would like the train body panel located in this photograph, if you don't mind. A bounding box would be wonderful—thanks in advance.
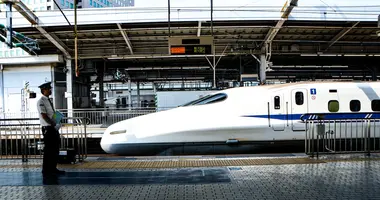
[100,81,380,155]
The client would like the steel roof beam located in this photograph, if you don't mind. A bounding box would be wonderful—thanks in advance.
[3,0,71,58]
[263,0,298,45]
[35,27,71,58]
[324,21,360,51]
[117,23,133,55]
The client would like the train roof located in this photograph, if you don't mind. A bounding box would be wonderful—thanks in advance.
[219,81,380,94]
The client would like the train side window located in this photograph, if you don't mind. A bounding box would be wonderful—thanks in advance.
[328,100,339,112]
[371,100,380,111]
[295,92,304,105]
[350,100,361,112]
[274,96,280,109]
[181,93,227,106]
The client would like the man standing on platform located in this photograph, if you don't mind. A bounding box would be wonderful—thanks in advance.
[37,82,65,177]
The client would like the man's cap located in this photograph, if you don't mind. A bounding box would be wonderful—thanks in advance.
[38,82,52,89]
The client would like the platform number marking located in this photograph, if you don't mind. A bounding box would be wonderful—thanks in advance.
[310,88,317,95]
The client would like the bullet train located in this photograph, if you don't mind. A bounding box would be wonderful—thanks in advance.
[100,81,380,155]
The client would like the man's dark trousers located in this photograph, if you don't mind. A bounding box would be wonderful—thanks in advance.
[42,126,60,173]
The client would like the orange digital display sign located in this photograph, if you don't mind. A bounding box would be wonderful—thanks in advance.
[170,45,212,55]
[170,47,186,54]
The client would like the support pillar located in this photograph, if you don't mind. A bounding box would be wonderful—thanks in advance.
[136,81,140,108]
[0,65,4,112]
[6,3,12,48]
[51,65,57,109]
[212,44,216,88]
[372,67,377,81]
[99,71,104,108]
[260,54,267,85]
[153,82,156,93]
[66,59,73,118]
[87,77,91,108]
[213,63,216,88]
[239,56,243,86]
[128,79,132,110]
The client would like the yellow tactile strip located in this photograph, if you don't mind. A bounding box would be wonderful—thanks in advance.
[0,158,325,169]
[322,157,380,162]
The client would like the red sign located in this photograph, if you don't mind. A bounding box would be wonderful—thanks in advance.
[170,47,185,54]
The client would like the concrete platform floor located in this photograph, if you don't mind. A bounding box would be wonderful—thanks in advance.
[0,153,379,200]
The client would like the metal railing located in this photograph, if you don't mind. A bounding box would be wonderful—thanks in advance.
[59,108,160,126]
[0,117,87,162]
[302,113,380,158]
[0,107,175,128]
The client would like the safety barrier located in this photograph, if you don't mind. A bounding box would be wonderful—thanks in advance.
[60,108,158,126]
[0,107,174,128]
[302,113,380,158]
[0,117,87,162]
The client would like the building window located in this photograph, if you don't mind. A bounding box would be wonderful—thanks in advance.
[90,0,92,6]
[70,3,73,8]
[274,96,280,110]
[350,100,361,112]
[295,92,304,105]
[61,0,64,5]
[371,100,380,111]
[328,100,339,112]
[47,6,51,10]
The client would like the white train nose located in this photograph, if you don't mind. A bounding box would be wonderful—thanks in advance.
[100,137,112,153]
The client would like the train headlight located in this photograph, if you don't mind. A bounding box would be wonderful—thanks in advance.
[110,130,127,135]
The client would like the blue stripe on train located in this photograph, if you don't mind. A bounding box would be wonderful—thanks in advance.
[242,113,380,120]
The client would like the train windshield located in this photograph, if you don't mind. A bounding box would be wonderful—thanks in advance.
[181,93,227,106]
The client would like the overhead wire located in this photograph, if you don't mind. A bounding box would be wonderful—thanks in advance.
[52,0,72,27]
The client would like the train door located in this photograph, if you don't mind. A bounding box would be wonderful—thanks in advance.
[291,89,308,131]
[270,94,285,131]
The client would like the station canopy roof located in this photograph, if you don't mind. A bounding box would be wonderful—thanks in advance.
[13,20,380,59]
[1,4,380,82]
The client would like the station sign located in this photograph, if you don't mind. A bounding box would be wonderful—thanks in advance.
[169,36,214,55]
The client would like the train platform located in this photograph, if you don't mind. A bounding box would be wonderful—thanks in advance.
[0,153,380,200]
